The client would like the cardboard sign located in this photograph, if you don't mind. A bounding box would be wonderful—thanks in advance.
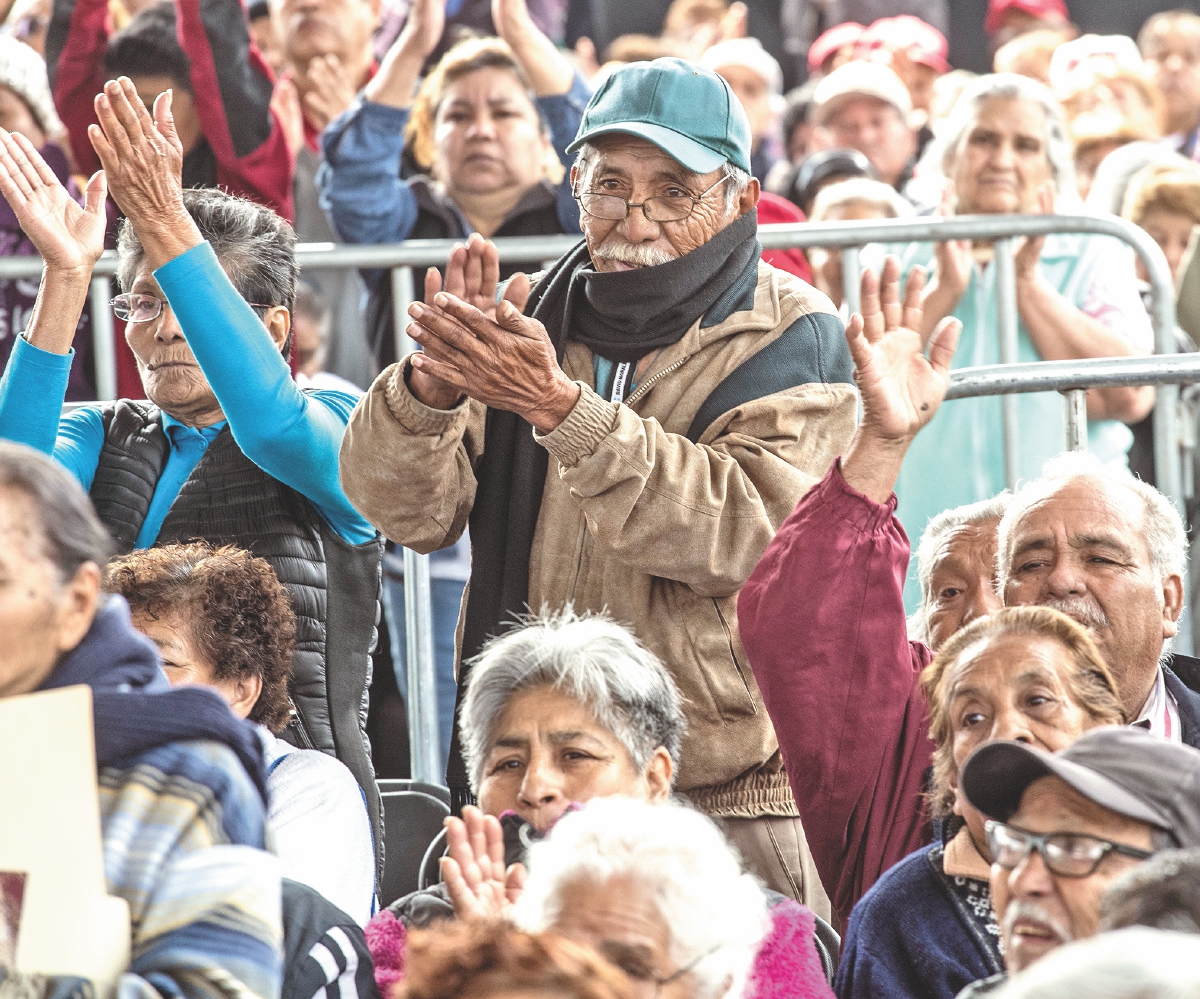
[0,685,130,988]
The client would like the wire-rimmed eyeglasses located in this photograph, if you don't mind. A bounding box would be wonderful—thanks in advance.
[574,175,731,223]
[111,293,272,324]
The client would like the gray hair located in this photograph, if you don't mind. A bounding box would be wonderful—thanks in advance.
[573,140,751,215]
[990,927,1200,999]
[0,441,112,586]
[1101,848,1200,935]
[117,188,299,316]
[918,72,1074,208]
[512,797,769,999]
[996,451,1189,595]
[909,491,1012,647]
[460,606,686,794]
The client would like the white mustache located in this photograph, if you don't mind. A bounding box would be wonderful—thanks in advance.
[1004,898,1074,946]
[1041,595,1110,631]
[591,239,677,268]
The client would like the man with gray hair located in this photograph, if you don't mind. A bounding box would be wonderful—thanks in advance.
[995,451,1200,747]
[341,56,859,912]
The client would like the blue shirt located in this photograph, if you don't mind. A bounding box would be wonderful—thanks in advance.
[0,242,375,546]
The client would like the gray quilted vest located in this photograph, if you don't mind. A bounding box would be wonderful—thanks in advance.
[88,400,385,880]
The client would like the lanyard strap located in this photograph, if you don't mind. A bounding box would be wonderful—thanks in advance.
[610,361,633,403]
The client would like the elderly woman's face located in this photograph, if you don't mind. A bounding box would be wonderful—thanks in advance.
[570,134,757,272]
[125,259,287,427]
[434,68,551,202]
[952,96,1053,216]
[944,632,1096,848]
[476,685,672,833]
[551,875,695,999]
[925,518,1003,651]
[0,487,97,698]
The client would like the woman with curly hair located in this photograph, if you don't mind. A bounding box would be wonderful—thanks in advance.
[108,541,375,925]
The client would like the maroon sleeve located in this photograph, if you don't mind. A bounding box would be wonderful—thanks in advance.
[175,0,294,219]
[737,459,935,927]
[46,0,108,178]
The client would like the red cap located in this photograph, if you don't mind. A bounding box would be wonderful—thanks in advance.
[984,0,1069,36]
[857,15,950,74]
[756,192,813,284]
[807,21,866,76]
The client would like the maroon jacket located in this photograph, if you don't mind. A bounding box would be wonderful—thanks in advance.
[737,460,935,929]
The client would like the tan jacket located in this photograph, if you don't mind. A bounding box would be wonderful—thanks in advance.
[340,261,858,817]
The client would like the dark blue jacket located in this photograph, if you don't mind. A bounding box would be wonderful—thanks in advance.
[1165,655,1200,747]
[835,843,1003,999]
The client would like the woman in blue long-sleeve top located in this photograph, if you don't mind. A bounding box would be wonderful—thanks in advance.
[318,0,587,369]
[0,77,386,874]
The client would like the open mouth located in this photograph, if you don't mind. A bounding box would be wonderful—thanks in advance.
[1011,921,1061,943]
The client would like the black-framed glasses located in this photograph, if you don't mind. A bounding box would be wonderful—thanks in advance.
[111,293,272,324]
[985,820,1155,878]
[574,175,731,223]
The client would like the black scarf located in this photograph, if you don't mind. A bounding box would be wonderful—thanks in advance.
[446,210,761,806]
[38,595,269,803]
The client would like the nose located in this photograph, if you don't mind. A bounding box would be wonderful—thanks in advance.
[1010,845,1053,898]
[1044,555,1085,599]
[961,580,1003,628]
[992,702,1035,745]
[466,111,497,140]
[154,307,185,344]
[518,752,565,815]
[617,200,663,243]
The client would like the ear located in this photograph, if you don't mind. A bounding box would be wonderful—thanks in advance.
[569,162,579,192]
[54,562,102,656]
[265,306,291,352]
[643,746,674,803]
[225,672,263,721]
[739,176,760,215]
[1163,572,1184,639]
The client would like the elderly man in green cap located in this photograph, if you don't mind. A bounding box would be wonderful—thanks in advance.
[340,57,856,914]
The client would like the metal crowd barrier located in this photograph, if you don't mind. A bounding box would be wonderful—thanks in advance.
[4,213,1198,770]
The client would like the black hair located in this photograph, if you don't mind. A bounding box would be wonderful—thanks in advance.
[104,1,192,94]
[0,442,112,582]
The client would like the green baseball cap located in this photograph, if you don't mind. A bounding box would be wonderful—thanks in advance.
[566,57,752,175]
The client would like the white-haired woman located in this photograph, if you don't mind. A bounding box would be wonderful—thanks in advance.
[513,797,835,999]
[891,72,1155,606]
[366,607,685,934]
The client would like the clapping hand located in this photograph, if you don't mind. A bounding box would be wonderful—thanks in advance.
[0,130,107,277]
[846,256,962,442]
[440,806,527,922]
[302,54,357,132]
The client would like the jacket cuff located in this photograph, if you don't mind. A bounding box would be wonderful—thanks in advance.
[383,355,469,435]
[821,458,901,534]
[535,383,617,466]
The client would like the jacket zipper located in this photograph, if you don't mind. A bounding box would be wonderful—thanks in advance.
[626,355,691,406]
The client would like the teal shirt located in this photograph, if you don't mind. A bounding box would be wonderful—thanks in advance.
[886,232,1152,608]
[0,242,375,546]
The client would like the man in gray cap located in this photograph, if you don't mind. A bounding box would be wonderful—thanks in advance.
[340,56,859,911]
[955,727,1200,996]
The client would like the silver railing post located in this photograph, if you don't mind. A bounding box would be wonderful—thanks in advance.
[389,263,442,783]
[993,238,1021,489]
[841,247,862,316]
[1062,389,1088,452]
[90,275,117,401]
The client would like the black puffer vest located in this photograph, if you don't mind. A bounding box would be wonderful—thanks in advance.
[89,400,385,879]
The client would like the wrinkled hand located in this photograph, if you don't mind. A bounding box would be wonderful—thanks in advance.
[492,0,534,44]
[846,256,962,442]
[440,806,527,922]
[0,130,107,275]
[1014,182,1053,282]
[89,78,185,228]
[302,55,356,132]
[407,289,578,431]
[428,233,532,320]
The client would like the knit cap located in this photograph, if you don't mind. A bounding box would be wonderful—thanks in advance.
[0,36,65,140]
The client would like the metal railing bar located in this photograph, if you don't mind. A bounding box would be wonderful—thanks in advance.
[945,353,1200,398]
[993,238,1021,488]
[1062,389,1088,452]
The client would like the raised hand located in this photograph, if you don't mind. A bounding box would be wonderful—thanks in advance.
[366,0,445,109]
[89,78,185,229]
[0,130,107,276]
[302,55,356,132]
[440,806,526,922]
[89,79,202,270]
[847,257,962,443]
[427,234,531,320]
